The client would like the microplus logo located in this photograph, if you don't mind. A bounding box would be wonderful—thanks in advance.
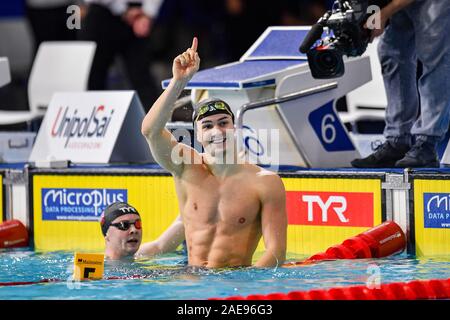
[50,105,115,147]
[42,188,127,221]
[423,193,450,228]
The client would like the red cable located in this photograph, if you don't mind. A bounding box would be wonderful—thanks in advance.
[0,274,152,287]
[0,278,62,287]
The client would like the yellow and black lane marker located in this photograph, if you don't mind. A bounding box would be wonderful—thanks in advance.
[73,252,104,281]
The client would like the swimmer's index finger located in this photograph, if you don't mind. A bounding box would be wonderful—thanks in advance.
[191,37,198,52]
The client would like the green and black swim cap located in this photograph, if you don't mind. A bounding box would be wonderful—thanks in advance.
[192,98,235,124]
[100,202,140,236]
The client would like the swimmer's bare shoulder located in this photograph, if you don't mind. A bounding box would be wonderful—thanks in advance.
[253,166,285,196]
[241,165,286,212]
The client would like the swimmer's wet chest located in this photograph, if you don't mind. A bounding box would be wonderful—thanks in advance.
[181,173,261,226]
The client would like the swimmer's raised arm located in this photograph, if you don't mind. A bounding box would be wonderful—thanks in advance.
[141,37,200,176]
[253,173,287,268]
[135,215,185,258]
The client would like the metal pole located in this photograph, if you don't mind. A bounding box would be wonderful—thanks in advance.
[235,82,338,157]
[235,82,338,130]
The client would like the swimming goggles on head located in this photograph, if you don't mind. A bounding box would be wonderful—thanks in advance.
[194,101,233,122]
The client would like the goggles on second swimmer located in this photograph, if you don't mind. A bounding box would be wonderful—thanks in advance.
[193,100,234,123]
[110,219,142,231]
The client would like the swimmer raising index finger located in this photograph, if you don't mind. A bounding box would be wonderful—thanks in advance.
[191,37,198,52]
[174,37,200,71]
[186,37,198,64]
[142,34,287,269]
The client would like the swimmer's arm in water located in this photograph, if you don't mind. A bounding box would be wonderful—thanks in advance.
[141,37,200,176]
[253,174,287,268]
[135,215,185,258]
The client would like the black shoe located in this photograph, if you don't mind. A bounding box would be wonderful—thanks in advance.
[395,138,440,168]
[351,141,410,168]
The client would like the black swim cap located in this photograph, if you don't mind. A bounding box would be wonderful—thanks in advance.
[192,98,234,124]
[100,202,140,236]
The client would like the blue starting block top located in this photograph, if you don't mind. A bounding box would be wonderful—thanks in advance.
[162,26,311,90]
[162,60,307,89]
[242,27,310,61]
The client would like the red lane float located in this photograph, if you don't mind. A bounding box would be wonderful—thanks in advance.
[207,221,416,300]
[284,221,406,267]
[0,219,29,249]
[212,278,450,300]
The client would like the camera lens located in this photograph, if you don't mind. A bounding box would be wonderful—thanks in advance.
[307,46,345,79]
[317,51,339,71]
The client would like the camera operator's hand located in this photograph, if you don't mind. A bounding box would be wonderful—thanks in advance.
[173,37,200,82]
[364,11,388,42]
[133,14,152,38]
[123,8,153,38]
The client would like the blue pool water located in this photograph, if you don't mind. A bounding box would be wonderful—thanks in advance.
[1,249,449,300]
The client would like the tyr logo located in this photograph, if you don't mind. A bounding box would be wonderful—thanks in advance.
[119,206,137,213]
[286,191,374,227]
[301,195,349,223]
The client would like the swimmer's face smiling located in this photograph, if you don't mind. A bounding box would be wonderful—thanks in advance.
[105,213,142,258]
[196,114,234,156]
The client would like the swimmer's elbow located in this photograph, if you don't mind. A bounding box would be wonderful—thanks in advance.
[141,121,153,139]
[141,114,165,139]
[141,124,163,140]
[278,251,286,265]
[141,123,154,138]
[141,124,150,138]
[136,241,162,258]
[270,246,286,265]
[155,241,167,254]
[253,246,286,268]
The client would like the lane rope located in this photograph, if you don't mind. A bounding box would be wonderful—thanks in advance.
[211,277,450,300]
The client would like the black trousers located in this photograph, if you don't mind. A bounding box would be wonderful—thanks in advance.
[26,5,78,52]
[78,4,160,111]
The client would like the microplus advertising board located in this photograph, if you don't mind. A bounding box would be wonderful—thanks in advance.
[41,188,127,221]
